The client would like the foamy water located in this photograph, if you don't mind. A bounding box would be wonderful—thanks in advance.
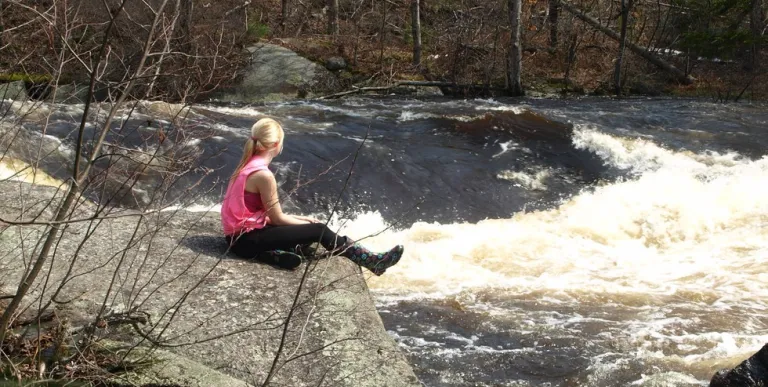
[322,124,768,385]
[324,127,768,386]
[332,128,767,303]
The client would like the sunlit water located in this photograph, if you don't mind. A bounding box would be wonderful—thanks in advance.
[5,96,768,386]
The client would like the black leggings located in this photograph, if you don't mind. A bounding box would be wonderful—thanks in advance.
[226,223,349,259]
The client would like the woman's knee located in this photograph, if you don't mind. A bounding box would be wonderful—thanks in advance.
[309,223,328,233]
[312,224,334,240]
[308,224,343,247]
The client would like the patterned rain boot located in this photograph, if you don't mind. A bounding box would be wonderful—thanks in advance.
[342,243,404,276]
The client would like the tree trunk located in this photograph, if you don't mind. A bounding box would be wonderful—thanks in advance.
[148,0,182,96]
[179,0,193,51]
[295,1,310,37]
[281,0,289,34]
[750,0,763,69]
[378,1,388,68]
[411,0,422,67]
[353,19,360,66]
[508,0,524,96]
[549,0,560,48]
[560,0,695,84]
[327,0,339,36]
[614,0,631,95]
[564,33,579,91]
[0,0,5,49]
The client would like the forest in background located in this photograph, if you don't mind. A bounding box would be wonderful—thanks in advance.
[0,0,766,101]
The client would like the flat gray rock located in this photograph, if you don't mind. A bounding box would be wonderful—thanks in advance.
[0,180,419,387]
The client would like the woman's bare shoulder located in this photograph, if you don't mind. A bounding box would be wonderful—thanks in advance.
[247,169,274,180]
[245,169,275,191]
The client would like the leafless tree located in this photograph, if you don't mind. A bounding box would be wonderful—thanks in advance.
[750,0,764,69]
[328,0,339,36]
[281,0,290,33]
[0,0,5,48]
[411,0,422,67]
[179,0,193,51]
[378,0,390,70]
[0,0,239,369]
[614,0,633,95]
[508,0,524,95]
[560,1,694,84]
[549,0,560,48]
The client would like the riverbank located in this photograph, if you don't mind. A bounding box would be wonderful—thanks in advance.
[275,35,768,102]
[3,27,766,105]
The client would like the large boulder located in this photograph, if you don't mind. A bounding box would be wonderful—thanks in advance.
[45,83,90,104]
[0,81,28,101]
[216,43,342,102]
[0,180,420,387]
[710,344,768,387]
[416,86,444,97]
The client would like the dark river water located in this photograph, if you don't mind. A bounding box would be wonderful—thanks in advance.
[5,96,768,386]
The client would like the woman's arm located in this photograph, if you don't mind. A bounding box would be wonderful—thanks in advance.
[250,170,309,226]
[293,215,322,223]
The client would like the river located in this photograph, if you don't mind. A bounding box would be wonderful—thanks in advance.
[6,96,768,386]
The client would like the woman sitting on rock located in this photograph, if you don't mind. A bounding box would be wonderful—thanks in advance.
[222,118,404,275]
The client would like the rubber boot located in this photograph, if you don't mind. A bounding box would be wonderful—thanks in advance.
[255,249,303,270]
[341,243,404,276]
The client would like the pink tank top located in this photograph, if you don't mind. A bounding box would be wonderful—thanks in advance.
[243,191,262,212]
[221,155,269,236]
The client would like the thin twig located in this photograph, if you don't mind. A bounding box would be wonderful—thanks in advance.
[261,131,370,387]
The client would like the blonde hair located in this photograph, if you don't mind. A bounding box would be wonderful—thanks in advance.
[229,118,284,185]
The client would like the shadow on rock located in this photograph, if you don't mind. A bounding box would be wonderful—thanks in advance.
[180,234,231,258]
[180,234,316,271]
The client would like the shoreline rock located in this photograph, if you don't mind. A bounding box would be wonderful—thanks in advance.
[214,43,342,103]
[0,180,419,386]
[45,83,91,104]
[0,81,28,101]
[710,344,768,387]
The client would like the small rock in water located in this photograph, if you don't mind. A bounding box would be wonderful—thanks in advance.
[710,343,768,387]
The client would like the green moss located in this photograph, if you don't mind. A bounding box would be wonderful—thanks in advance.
[0,73,52,83]
[246,21,270,40]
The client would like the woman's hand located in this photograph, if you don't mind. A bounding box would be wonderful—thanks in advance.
[295,215,322,224]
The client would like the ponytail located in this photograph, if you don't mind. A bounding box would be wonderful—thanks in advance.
[229,118,284,185]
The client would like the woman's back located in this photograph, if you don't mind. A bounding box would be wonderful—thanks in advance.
[221,155,269,236]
